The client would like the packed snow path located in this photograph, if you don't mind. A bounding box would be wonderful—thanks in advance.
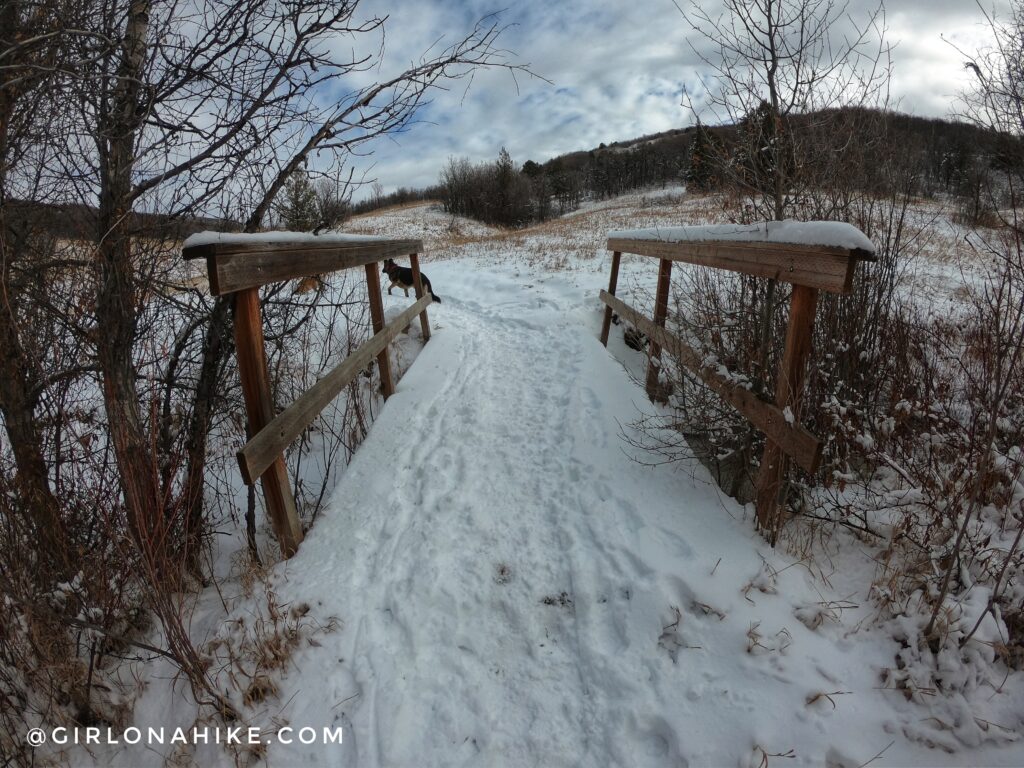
[284,268,705,765]
[267,264,1020,768]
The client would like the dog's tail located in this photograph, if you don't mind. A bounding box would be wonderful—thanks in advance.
[432,292,441,303]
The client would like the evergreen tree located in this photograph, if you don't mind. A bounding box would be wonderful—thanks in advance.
[685,125,721,191]
[521,159,542,178]
[280,169,319,231]
[493,146,515,221]
[734,100,793,205]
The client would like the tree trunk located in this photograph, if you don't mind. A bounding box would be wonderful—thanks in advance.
[180,295,233,569]
[0,261,69,574]
[95,0,161,546]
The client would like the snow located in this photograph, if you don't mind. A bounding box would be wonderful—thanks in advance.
[251,259,1019,767]
[609,220,876,253]
[182,230,408,248]
[73,192,1024,768]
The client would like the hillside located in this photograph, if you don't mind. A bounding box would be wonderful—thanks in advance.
[360,107,1018,219]
[4,199,236,241]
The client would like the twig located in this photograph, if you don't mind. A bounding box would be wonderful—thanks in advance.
[856,739,895,768]
[60,615,179,662]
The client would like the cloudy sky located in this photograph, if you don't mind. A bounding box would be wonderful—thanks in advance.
[340,0,1009,198]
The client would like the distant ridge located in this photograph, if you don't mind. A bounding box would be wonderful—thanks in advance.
[4,199,239,241]
[531,106,1007,172]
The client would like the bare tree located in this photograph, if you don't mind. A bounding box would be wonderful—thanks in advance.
[680,0,891,220]
[76,0,530,558]
[640,0,897,540]
[0,0,102,578]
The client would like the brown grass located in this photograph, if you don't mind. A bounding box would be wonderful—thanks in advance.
[348,199,439,220]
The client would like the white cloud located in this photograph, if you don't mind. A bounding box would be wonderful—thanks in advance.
[339,0,1010,198]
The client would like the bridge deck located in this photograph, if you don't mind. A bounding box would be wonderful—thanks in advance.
[257,262,903,767]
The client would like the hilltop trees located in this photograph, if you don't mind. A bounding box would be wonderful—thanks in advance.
[441,147,534,226]
[441,139,687,228]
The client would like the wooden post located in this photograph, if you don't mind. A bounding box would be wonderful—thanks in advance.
[645,258,672,401]
[754,284,818,543]
[233,288,303,558]
[409,253,431,342]
[600,250,622,346]
[365,263,395,398]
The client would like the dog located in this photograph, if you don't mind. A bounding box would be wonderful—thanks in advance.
[382,259,441,303]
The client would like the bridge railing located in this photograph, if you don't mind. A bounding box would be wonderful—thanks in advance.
[183,233,432,557]
[599,223,875,542]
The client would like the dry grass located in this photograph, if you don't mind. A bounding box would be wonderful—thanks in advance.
[203,578,340,720]
[343,191,729,266]
[751,744,796,766]
[348,199,439,219]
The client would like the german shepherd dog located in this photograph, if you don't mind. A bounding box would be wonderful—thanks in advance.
[382,259,441,303]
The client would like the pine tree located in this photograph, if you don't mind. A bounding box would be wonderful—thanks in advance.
[685,125,721,191]
[521,159,542,178]
[494,146,515,222]
[281,169,319,231]
[490,147,532,226]
[734,100,793,205]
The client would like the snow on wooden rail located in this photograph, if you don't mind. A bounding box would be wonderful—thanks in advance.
[607,221,875,295]
[183,231,433,558]
[183,231,424,295]
[600,221,874,543]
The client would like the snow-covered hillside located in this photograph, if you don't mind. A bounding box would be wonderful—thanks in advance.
[77,193,1022,768]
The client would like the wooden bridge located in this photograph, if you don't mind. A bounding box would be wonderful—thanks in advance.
[183,233,434,557]
[598,223,874,542]
[183,222,873,557]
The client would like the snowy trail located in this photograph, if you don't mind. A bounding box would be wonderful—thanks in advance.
[264,262,1022,768]
[336,272,672,765]
[273,268,708,766]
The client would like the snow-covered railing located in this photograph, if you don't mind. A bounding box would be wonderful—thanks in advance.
[599,221,875,540]
[183,231,433,558]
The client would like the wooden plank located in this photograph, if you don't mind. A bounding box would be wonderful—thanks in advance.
[755,284,819,542]
[184,238,423,262]
[233,288,303,557]
[600,290,822,474]
[182,239,424,295]
[606,237,858,294]
[645,258,672,400]
[599,251,621,346]
[365,263,395,398]
[238,294,432,484]
[409,253,431,342]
